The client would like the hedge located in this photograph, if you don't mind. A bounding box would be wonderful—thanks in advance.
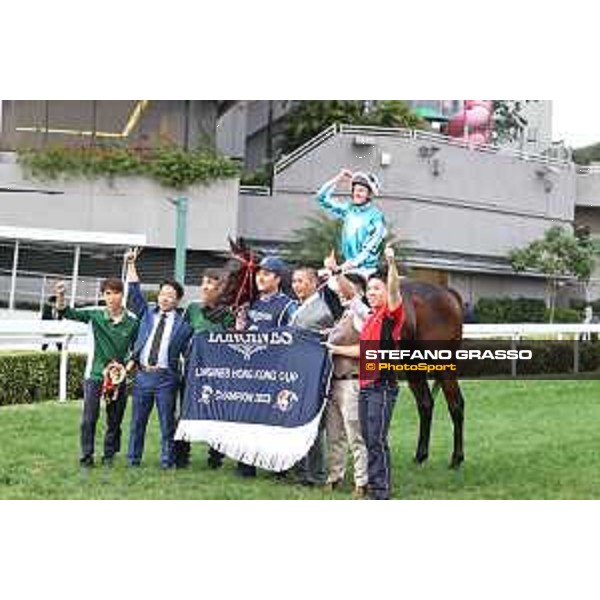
[456,340,600,378]
[2,342,600,408]
[475,297,582,323]
[0,352,86,406]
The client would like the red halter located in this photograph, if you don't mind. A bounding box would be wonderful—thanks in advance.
[231,253,256,310]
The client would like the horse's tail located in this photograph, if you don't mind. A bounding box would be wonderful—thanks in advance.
[447,287,465,340]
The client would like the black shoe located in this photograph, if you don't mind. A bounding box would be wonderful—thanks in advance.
[80,457,94,468]
[101,456,114,466]
[236,464,257,478]
[272,470,289,481]
[128,460,141,468]
[207,456,223,470]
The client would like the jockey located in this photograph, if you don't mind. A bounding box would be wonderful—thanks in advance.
[316,169,386,275]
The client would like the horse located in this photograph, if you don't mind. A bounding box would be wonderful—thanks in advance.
[399,281,465,469]
[224,238,465,469]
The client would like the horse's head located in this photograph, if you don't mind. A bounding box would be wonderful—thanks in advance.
[217,237,258,310]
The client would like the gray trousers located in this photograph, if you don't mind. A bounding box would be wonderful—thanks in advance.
[325,378,368,487]
[295,418,327,485]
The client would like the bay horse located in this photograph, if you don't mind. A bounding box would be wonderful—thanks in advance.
[224,238,465,469]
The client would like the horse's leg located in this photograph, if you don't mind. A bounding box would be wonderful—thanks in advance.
[408,375,435,464]
[438,377,465,469]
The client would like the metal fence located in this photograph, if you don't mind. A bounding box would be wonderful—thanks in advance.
[0,268,104,314]
[274,123,573,175]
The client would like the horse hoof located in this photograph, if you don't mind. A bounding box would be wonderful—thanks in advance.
[449,456,464,470]
[414,454,428,465]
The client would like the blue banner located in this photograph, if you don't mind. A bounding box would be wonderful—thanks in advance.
[175,327,332,470]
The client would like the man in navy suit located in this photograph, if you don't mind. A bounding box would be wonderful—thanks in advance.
[125,249,193,469]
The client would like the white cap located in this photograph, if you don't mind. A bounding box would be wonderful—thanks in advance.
[351,172,380,196]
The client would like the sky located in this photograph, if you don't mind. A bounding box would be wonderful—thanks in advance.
[552,100,600,149]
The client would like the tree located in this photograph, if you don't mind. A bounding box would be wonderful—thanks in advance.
[491,100,535,145]
[366,100,426,130]
[509,225,600,322]
[281,101,426,155]
[573,225,600,303]
[573,143,600,165]
[282,214,408,270]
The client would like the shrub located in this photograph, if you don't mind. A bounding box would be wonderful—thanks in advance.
[18,146,240,190]
[0,352,86,406]
[455,340,600,378]
[475,297,547,323]
[550,308,582,323]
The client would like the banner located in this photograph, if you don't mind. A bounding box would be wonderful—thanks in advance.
[175,327,332,471]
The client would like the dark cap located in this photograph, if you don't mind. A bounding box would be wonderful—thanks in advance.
[258,256,287,276]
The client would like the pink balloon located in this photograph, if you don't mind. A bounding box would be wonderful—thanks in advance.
[465,100,493,111]
[465,105,491,128]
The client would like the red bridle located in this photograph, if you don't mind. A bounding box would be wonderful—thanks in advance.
[231,252,257,310]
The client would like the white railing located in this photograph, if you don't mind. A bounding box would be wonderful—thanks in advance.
[239,185,271,196]
[413,129,570,167]
[463,323,600,338]
[274,124,339,174]
[2,321,600,403]
[463,323,600,375]
[0,320,87,402]
[339,124,413,138]
[273,123,573,175]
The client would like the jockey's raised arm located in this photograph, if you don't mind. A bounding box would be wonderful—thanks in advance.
[315,169,353,219]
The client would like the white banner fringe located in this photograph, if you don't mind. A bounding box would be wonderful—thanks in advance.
[175,409,325,472]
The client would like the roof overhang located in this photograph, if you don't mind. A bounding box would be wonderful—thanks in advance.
[0,226,146,247]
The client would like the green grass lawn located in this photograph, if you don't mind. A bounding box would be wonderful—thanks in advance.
[1,379,600,499]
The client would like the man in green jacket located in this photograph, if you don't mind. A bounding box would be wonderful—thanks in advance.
[56,278,138,468]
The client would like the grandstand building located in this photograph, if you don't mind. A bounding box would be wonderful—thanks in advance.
[2,100,600,312]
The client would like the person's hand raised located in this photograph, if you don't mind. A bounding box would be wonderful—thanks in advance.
[336,168,353,183]
[125,247,140,264]
[324,249,338,272]
[384,245,396,264]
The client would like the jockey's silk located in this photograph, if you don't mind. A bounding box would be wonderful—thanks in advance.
[246,292,298,331]
[316,179,386,271]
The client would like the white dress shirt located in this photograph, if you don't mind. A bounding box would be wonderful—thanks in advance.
[140,309,176,369]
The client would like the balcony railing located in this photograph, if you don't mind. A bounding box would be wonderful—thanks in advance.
[274,123,572,175]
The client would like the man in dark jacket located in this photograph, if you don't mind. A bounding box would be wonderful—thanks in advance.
[125,249,193,469]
